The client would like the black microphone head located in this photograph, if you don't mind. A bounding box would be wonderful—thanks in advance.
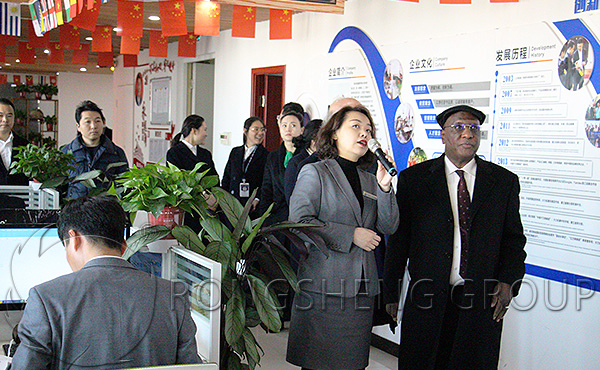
[367,138,381,153]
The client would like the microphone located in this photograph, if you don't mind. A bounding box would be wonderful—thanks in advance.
[368,139,397,176]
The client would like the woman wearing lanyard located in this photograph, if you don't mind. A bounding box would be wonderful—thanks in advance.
[222,117,269,218]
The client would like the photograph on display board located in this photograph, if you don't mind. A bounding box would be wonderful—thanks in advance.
[557,36,594,91]
[394,102,414,144]
[384,59,403,99]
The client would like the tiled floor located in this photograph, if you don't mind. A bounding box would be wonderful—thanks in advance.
[251,325,397,370]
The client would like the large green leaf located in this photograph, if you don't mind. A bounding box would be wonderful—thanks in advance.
[244,306,261,328]
[226,349,249,370]
[246,274,281,332]
[41,176,68,189]
[200,216,234,245]
[225,281,246,346]
[72,170,102,183]
[171,225,205,254]
[241,203,273,253]
[263,242,299,293]
[122,225,170,260]
[242,328,262,370]
[203,240,233,271]
[211,187,253,240]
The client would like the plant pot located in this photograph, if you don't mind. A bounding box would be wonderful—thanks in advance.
[46,123,53,131]
[45,94,53,100]
[148,206,185,238]
[34,92,42,100]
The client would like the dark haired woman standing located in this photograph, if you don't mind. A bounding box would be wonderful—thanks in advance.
[167,114,218,179]
[286,105,399,370]
[222,117,269,217]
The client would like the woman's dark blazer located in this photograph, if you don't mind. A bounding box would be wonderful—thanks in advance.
[166,141,218,180]
[221,144,269,203]
[257,143,289,225]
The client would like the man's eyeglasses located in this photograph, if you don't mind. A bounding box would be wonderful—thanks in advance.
[443,123,481,134]
[249,127,266,132]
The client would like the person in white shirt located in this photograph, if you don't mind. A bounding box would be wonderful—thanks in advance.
[0,98,29,186]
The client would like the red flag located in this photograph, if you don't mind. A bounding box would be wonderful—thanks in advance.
[0,35,17,46]
[59,24,81,49]
[178,33,196,58]
[13,75,21,84]
[232,5,255,38]
[123,54,137,67]
[50,76,57,85]
[49,42,65,63]
[149,30,168,57]
[72,43,89,64]
[78,0,84,13]
[0,75,6,85]
[97,51,113,67]
[70,1,100,31]
[0,46,5,63]
[195,0,219,36]
[91,25,112,52]
[159,0,187,36]
[440,0,470,3]
[26,75,33,85]
[87,0,94,10]
[117,0,143,37]
[28,21,50,48]
[120,34,141,55]
[18,42,36,64]
[269,9,292,40]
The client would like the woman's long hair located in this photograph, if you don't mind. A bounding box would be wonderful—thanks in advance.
[243,116,264,145]
[171,115,205,147]
[315,105,376,168]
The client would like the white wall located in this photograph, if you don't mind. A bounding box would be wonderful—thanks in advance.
[56,72,114,148]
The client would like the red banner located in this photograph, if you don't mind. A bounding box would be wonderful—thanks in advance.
[269,9,292,40]
[49,42,65,64]
[195,0,220,36]
[232,5,256,38]
[91,25,112,52]
[117,0,144,36]
[149,30,168,57]
[18,42,36,64]
[59,24,81,49]
[120,34,141,55]
[123,54,137,67]
[72,43,90,64]
[159,0,187,36]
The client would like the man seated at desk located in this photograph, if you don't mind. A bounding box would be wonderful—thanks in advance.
[11,195,201,369]
[62,100,128,199]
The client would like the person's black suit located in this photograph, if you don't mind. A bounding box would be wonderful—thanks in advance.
[221,144,269,207]
[0,133,29,186]
[258,143,289,225]
[384,155,526,370]
[166,141,218,179]
[283,149,311,204]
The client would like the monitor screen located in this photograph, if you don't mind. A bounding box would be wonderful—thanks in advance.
[0,227,72,309]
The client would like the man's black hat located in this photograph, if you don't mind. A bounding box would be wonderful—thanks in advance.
[436,105,486,128]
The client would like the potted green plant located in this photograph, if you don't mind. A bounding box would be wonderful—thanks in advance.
[123,188,327,370]
[31,84,44,100]
[40,84,58,99]
[113,161,219,225]
[14,84,30,97]
[44,114,56,131]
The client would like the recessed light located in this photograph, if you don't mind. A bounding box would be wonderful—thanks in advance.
[80,67,87,72]
[86,36,93,41]
[4,63,10,66]
[15,59,20,63]
[56,72,59,75]
[148,15,160,21]
[110,66,115,71]
[96,65,100,68]
[44,49,50,54]
[113,27,121,32]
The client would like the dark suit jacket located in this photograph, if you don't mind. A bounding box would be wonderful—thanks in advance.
[283,149,316,204]
[12,257,200,370]
[290,159,399,297]
[383,155,526,369]
[257,143,289,225]
[221,144,269,204]
[166,141,218,180]
[0,133,29,186]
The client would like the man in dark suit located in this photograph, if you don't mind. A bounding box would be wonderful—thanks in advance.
[384,105,527,370]
[11,195,201,369]
[0,98,29,186]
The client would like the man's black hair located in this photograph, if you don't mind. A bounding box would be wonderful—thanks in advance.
[57,195,126,250]
[0,98,15,112]
[75,100,106,124]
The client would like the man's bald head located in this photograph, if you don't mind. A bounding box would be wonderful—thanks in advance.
[326,97,361,122]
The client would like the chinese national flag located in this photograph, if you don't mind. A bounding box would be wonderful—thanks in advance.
[269,9,292,40]
[178,33,196,57]
[0,35,17,46]
[195,0,219,37]
[29,21,50,48]
[59,24,81,49]
[72,43,89,64]
[121,34,141,55]
[18,42,36,64]
[50,76,57,85]
[0,46,5,63]
[26,75,33,85]
[91,25,112,52]
[117,0,143,37]
[149,30,168,57]
[440,0,470,3]
[123,54,137,67]
[13,75,21,84]
[49,42,65,63]
[97,51,113,67]
[87,0,94,10]
[69,1,100,31]
[159,0,187,36]
[232,6,255,38]
[0,74,6,85]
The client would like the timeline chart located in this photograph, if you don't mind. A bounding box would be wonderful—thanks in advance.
[492,38,600,279]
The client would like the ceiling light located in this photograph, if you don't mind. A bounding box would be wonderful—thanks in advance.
[96,65,100,68]
[44,49,50,54]
[113,27,122,32]
[148,15,160,21]
[10,83,16,87]
[5,63,11,66]
[110,66,115,71]
[86,36,93,41]
[56,72,59,75]
[15,59,20,63]
[80,67,87,72]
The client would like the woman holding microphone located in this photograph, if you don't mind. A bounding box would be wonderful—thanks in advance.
[286,105,399,370]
